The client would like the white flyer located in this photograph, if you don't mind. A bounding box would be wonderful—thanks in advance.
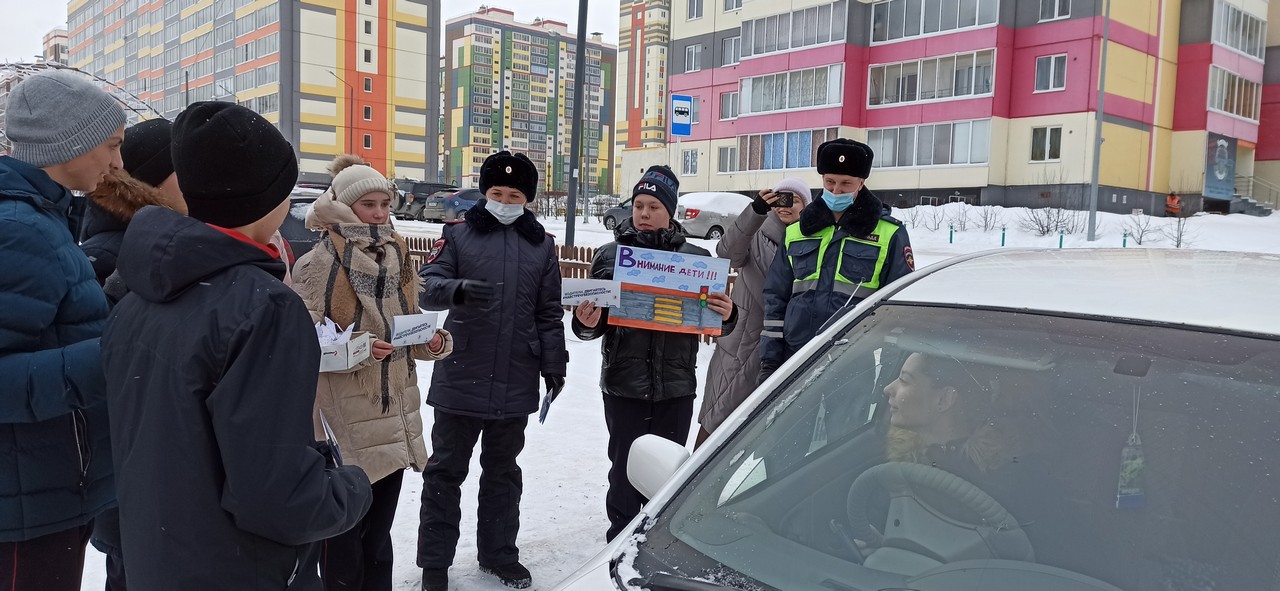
[390,312,440,347]
[561,278,621,308]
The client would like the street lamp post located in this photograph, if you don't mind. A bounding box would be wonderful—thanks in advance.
[1087,0,1112,242]
[328,70,355,154]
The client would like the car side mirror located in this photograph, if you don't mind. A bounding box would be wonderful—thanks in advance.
[627,434,690,499]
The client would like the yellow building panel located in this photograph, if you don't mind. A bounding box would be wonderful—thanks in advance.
[105,39,124,53]
[181,22,214,45]
[393,0,429,22]
[300,83,343,98]
[1148,127,1173,195]
[1104,43,1155,104]
[1155,61,1177,130]
[69,0,89,13]
[1098,123,1149,189]
[181,0,214,19]
[1111,0,1158,36]
[1003,113,1092,186]
[1168,131,1207,193]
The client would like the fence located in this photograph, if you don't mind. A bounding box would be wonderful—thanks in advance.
[406,237,735,344]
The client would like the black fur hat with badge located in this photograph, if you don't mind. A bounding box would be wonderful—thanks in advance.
[632,164,680,216]
[816,138,874,179]
[479,151,539,201]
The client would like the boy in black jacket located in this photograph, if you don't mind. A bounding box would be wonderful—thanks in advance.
[102,102,372,590]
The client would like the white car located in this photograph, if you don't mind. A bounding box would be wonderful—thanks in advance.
[554,249,1280,591]
[675,192,753,240]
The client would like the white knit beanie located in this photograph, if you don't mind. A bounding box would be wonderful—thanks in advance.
[328,154,395,206]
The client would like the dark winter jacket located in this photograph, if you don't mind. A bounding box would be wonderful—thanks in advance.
[0,156,113,543]
[102,206,372,590]
[418,201,568,419]
[572,219,739,402]
[79,171,175,286]
[761,189,912,376]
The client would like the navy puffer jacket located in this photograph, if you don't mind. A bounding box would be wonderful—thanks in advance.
[0,156,112,542]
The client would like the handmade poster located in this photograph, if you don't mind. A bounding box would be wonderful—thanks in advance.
[562,278,622,308]
[609,246,732,336]
[390,312,441,347]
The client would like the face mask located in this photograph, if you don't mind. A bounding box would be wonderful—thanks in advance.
[821,188,855,212]
[485,199,525,225]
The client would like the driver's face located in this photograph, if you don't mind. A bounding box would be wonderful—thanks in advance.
[885,353,945,431]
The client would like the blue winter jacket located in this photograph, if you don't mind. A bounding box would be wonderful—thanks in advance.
[0,156,113,542]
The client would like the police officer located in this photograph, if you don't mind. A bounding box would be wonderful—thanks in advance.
[759,138,914,382]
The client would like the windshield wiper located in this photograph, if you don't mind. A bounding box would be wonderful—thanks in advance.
[636,572,740,591]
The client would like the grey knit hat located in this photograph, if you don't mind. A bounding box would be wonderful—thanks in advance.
[5,69,128,168]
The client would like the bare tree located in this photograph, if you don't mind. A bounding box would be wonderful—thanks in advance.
[923,206,946,231]
[1121,213,1158,245]
[902,206,923,229]
[1163,214,1197,248]
[946,204,971,232]
[976,205,1001,232]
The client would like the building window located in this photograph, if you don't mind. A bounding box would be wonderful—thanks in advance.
[740,1,847,60]
[725,0,742,10]
[738,127,838,170]
[719,91,739,119]
[871,0,998,43]
[1034,54,1067,92]
[363,105,373,120]
[868,49,994,106]
[741,64,843,115]
[691,99,701,124]
[867,120,990,167]
[685,44,702,73]
[1039,0,1069,22]
[681,149,699,175]
[363,49,372,63]
[364,20,372,35]
[688,0,704,20]
[721,36,741,66]
[363,134,373,149]
[718,146,739,172]
[1212,0,1266,60]
[363,77,373,92]
[1031,126,1063,162]
[1208,66,1262,121]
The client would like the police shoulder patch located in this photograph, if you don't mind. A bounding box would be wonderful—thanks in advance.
[425,238,446,264]
[904,245,916,271]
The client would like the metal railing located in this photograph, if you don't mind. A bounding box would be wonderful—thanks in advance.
[1235,176,1280,211]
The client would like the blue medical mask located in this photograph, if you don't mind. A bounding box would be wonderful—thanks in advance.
[821,188,855,212]
[485,199,525,225]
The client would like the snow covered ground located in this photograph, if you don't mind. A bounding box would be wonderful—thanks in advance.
[81,204,1278,590]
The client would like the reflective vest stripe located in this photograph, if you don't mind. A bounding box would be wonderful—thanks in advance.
[763,319,784,327]
[762,329,784,338]
[784,219,900,294]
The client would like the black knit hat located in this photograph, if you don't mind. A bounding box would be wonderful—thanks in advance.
[121,119,174,187]
[632,165,679,216]
[479,151,538,201]
[172,102,298,228]
[816,138,874,179]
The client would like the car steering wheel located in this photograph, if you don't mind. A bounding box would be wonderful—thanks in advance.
[846,462,1025,565]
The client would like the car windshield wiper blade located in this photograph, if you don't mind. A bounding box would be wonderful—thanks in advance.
[636,572,740,591]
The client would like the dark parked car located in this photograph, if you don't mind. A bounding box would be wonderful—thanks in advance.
[279,187,324,257]
[394,179,457,220]
[419,188,482,222]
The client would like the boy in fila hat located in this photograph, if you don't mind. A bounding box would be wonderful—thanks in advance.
[759,138,914,383]
[572,164,739,542]
[416,150,567,591]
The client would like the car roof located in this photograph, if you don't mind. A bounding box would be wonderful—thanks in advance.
[886,249,1280,336]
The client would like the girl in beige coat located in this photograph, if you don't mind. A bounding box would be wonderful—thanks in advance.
[293,155,452,590]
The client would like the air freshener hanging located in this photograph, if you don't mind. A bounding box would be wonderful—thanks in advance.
[1116,386,1146,509]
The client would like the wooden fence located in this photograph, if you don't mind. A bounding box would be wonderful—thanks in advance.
[404,237,734,344]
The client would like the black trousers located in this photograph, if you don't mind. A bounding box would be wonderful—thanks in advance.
[321,469,404,591]
[603,395,695,542]
[0,520,94,591]
[417,410,528,569]
[90,508,126,591]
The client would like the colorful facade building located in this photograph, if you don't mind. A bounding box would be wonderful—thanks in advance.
[43,28,70,65]
[443,7,617,195]
[616,0,673,193]
[660,0,1275,215]
[66,0,442,184]
[1254,2,1280,207]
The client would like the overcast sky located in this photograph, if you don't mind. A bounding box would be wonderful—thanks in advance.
[0,1,621,64]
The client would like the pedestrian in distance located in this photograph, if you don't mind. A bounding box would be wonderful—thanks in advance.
[416,150,568,591]
[0,67,126,591]
[572,165,739,542]
[760,139,914,384]
[293,154,453,591]
[101,102,373,590]
[697,177,809,447]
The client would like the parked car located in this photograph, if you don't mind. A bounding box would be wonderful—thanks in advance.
[279,186,325,257]
[553,248,1280,591]
[675,192,752,239]
[418,188,482,222]
[393,179,457,220]
[601,197,632,231]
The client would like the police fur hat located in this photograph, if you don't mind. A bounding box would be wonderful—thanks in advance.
[479,151,538,201]
[632,164,680,216]
[816,138,874,179]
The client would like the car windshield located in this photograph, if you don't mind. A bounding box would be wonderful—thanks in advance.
[634,304,1280,591]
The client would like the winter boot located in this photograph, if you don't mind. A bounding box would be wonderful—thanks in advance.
[421,567,448,591]
[479,561,532,589]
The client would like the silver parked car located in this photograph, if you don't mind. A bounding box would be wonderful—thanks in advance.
[675,192,752,239]
[554,248,1280,591]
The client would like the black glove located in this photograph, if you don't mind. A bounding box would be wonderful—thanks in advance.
[313,441,341,469]
[453,279,495,306]
[544,374,566,404]
[751,193,771,215]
